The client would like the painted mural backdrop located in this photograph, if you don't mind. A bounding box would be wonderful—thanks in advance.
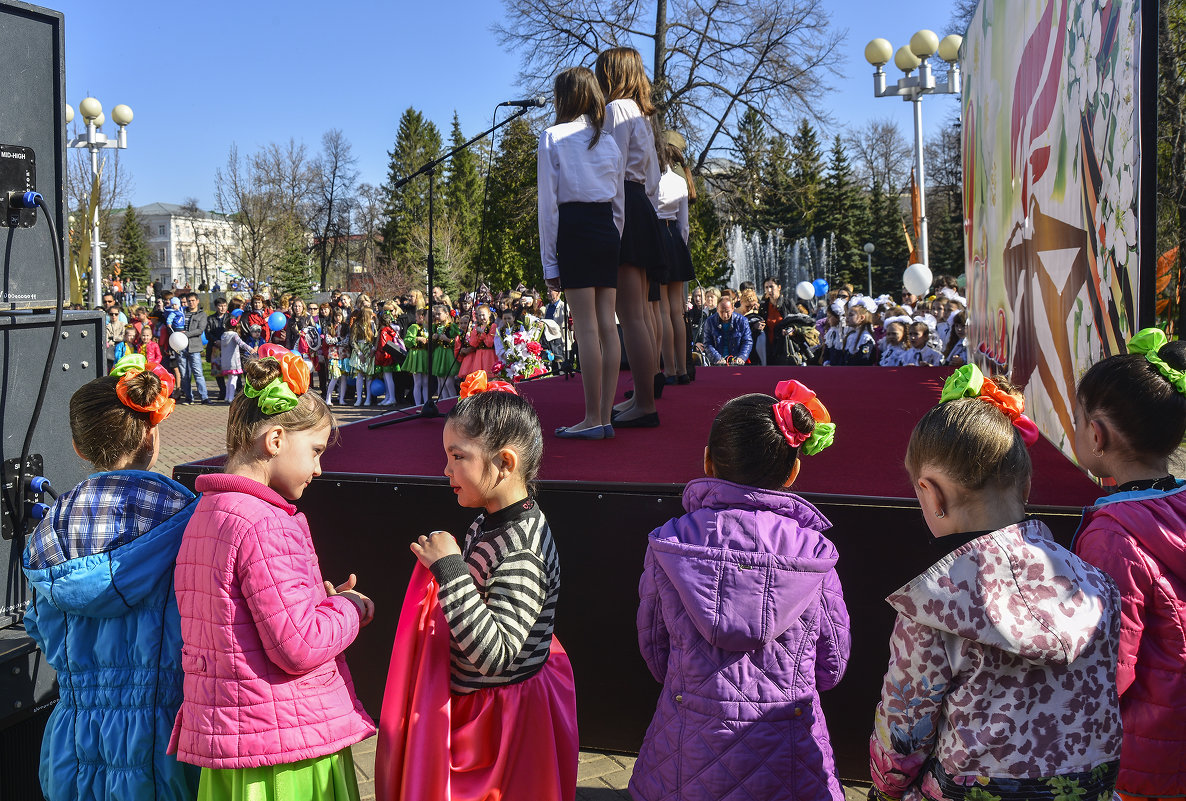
[963,0,1142,458]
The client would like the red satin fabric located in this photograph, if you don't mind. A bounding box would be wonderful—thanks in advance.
[376,563,579,801]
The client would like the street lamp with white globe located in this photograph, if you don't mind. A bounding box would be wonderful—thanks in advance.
[864,242,875,296]
[864,30,962,270]
[66,97,134,309]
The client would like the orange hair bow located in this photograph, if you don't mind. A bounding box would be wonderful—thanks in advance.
[110,353,176,426]
[459,370,518,399]
[940,365,1040,446]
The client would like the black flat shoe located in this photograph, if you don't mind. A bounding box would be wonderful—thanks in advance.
[611,411,660,428]
[676,373,691,385]
[653,372,665,399]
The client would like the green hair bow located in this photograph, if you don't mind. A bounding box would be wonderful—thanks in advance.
[1129,328,1186,396]
[242,377,300,415]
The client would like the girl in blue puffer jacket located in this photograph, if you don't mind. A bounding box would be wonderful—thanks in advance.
[630,380,850,801]
[22,353,200,801]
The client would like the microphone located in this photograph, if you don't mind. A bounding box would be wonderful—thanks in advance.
[498,96,547,108]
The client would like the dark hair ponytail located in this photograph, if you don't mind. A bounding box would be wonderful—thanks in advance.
[707,393,812,489]
[70,371,163,469]
[447,392,544,490]
[1077,339,1186,458]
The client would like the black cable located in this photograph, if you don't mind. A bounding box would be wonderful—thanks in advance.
[17,196,65,530]
[43,486,58,500]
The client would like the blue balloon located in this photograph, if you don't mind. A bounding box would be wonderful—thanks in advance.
[267,311,287,331]
[368,378,386,398]
[812,278,829,297]
[200,332,208,345]
[231,308,244,318]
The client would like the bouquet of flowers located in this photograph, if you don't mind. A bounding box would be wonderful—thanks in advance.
[494,318,549,382]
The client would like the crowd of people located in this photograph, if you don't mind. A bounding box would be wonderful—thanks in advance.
[100,284,571,408]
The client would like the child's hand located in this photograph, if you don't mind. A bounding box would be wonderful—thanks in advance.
[324,573,375,626]
[410,530,461,567]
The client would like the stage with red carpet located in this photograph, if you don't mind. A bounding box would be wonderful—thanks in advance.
[318,365,1098,506]
[177,366,1101,777]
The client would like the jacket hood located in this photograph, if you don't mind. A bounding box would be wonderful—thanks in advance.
[648,478,837,651]
[888,519,1113,665]
[24,472,198,618]
[1082,481,1186,578]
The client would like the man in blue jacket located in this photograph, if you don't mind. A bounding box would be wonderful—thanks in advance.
[702,297,752,365]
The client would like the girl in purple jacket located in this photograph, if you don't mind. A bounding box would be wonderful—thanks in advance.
[631,380,850,801]
[1072,328,1186,800]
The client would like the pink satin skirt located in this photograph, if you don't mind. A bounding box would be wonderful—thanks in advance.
[376,563,579,801]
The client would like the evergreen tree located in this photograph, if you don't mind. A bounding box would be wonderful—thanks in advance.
[480,118,540,290]
[727,108,768,232]
[867,180,910,294]
[760,134,794,234]
[380,108,442,271]
[443,112,485,282]
[115,204,151,288]
[924,116,965,277]
[273,225,313,298]
[816,136,869,285]
[689,176,730,286]
[786,121,824,241]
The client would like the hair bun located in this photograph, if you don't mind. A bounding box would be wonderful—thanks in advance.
[789,402,816,436]
[121,369,163,408]
[243,356,282,391]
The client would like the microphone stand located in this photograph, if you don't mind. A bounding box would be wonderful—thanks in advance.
[371,104,535,430]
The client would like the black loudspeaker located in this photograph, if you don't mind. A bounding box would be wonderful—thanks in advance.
[0,1,66,308]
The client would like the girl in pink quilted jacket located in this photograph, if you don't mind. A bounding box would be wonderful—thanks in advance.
[870,365,1122,801]
[1072,328,1186,801]
[170,352,377,801]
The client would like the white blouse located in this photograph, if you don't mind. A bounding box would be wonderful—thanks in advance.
[604,99,660,207]
[537,116,625,280]
[656,167,689,243]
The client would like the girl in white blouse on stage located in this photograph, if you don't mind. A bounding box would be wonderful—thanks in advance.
[596,46,665,429]
[537,66,625,440]
[656,138,695,385]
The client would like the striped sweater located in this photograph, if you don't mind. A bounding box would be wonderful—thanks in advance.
[429,498,560,694]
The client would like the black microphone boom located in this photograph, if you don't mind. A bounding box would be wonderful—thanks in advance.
[498,96,547,108]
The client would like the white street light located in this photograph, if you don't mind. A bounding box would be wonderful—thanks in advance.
[67,96,134,309]
[865,29,963,270]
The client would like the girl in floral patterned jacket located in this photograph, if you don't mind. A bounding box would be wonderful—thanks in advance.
[870,366,1122,801]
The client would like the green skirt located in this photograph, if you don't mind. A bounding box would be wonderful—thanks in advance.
[197,747,360,801]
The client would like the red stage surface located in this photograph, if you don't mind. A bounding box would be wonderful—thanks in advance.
[318,366,1098,506]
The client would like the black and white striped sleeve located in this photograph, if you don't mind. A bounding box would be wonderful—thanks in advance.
[429,542,549,678]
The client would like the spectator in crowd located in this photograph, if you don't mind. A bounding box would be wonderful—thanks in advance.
[758,279,797,365]
[177,293,211,404]
[205,298,230,401]
[701,297,752,366]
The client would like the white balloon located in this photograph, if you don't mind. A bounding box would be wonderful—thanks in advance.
[795,281,815,300]
[902,263,933,297]
[169,331,189,353]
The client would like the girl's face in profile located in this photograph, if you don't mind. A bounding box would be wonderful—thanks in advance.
[845,307,865,327]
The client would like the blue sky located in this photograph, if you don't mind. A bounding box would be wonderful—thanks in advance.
[57,0,963,209]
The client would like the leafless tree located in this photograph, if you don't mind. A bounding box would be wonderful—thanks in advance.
[215,145,285,294]
[253,138,314,225]
[64,137,133,304]
[495,0,844,173]
[308,130,358,291]
[176,197,230,290]
[845,117,913,194]
[352,183,386,276]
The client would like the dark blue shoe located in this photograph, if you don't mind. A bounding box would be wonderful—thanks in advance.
[602,424,615,439]
[554,425,605,440]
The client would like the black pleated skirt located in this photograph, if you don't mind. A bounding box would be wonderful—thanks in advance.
[558,201,619,289]
[619,181,667,285]
[659,218,695,283]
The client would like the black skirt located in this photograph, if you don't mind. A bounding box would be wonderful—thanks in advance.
[659,218,695,283]
[558,201,619,290]
[619,181,667,285]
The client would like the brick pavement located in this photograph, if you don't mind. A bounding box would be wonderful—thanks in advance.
[155,401,879,799]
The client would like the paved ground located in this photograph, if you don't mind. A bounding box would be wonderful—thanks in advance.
[155,398,869,800]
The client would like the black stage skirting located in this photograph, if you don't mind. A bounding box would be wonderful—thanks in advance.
[175,366,1100,777]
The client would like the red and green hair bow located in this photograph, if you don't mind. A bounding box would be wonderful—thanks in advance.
[772,379,835,456]
[940,364,1040,446]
